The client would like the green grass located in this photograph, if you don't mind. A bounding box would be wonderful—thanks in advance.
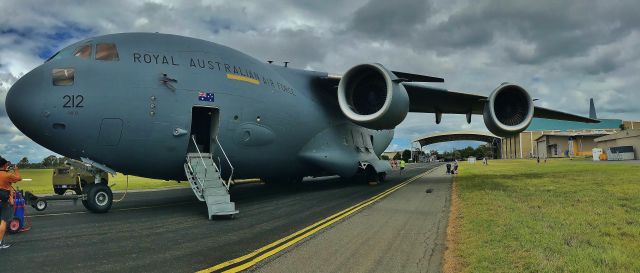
[13,169,187,195]
[455,159,640,273]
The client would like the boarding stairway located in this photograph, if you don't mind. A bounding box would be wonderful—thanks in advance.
[184,137,238,219]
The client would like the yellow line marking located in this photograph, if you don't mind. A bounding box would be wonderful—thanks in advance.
[198,178,414,272]
[226,74,260,85]
[205,176,418,271]
[198,168,436,273]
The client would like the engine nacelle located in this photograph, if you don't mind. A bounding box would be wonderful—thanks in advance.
[337,63,409,130]
[483,83,534,136]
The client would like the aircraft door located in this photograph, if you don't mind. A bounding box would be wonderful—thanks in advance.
[189,106,220,154]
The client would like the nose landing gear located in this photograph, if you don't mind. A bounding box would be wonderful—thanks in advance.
[81,183,113,213]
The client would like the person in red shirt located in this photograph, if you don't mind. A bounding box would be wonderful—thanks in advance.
[0,156,22,249]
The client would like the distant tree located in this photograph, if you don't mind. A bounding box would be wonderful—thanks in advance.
[453,150,461,160]
[475,144,492,158]
[393,152,402,160]
[380,155,390,160]
[42,155,59,168]
[17,157,29,168]
[402,149,411,162]
[461,146,475,158]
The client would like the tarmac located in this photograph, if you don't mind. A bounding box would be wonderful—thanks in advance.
[1,163,449,273]
[252,165,452,273]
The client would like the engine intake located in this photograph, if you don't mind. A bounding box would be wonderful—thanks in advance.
[483,83,534,136]
[338,64,409,130]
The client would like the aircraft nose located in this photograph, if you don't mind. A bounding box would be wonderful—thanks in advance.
[5,71,43,138]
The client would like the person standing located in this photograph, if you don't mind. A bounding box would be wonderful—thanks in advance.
[453,159,459,174]
[399,159,406,174]
[0,156,22,250]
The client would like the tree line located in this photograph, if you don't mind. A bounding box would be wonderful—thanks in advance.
[381,144,493,162]
[15,155,71,169]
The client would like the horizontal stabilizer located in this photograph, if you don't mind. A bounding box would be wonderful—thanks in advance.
[391,71,444,83]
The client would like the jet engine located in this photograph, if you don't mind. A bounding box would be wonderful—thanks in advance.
[337,63,409,130]
[483,83,534,136]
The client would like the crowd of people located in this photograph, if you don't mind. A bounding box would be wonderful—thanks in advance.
[389,159,406,174]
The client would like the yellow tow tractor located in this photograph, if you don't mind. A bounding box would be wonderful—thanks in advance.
[25,159,115,213]
[52,161,108,195]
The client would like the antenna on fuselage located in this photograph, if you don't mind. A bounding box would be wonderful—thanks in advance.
[267,60,273,64]
[284,61,289,67]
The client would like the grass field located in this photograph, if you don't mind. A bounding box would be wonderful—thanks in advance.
[12,169,187,195]
[450,159,640,273]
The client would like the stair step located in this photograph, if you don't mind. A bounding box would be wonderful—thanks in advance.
[207,202,238,218]
[205,194,231,204]
[204,186,230,195]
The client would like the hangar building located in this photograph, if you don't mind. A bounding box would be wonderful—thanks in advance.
[502,119,640,159]
[595,129,640,160]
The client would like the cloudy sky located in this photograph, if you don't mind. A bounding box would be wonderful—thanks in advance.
[1,0,639,162]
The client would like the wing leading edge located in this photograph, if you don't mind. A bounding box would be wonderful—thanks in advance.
[403,83,599,123]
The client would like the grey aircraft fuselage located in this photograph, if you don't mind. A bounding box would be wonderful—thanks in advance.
[6,33,393,181]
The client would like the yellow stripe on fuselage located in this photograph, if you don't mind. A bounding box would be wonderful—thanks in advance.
[226,74,260,85]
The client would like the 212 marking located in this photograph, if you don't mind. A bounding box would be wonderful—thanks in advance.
[63,95,84,108]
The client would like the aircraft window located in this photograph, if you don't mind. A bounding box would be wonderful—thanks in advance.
[52,68,75,86]
[96,43,119,61]
[73,44,92,59]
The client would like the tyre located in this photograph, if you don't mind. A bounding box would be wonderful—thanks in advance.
[83,184,113,213]
[8,217,21,233]
[377,172,387,183]
[34,199,47,211]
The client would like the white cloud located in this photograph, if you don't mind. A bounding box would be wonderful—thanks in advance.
[0,0,639,162]
[9,134,28,143]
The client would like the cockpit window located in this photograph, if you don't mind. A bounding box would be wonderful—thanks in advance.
[96,43,119,61]
[73,44,92,59]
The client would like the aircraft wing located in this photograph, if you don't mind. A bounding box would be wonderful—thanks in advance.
[402,82,600,123]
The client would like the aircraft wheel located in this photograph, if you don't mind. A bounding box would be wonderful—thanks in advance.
[377,172,387,183]
[84,184,113,213]
[8,217,21,234]
[353,165,378,184]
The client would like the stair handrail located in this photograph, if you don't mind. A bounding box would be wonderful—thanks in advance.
[215,136,234,189]
[184,161,204,200]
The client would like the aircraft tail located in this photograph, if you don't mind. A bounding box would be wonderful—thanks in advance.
[589,98,597,119]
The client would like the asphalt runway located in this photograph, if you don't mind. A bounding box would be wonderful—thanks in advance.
[1,163,441,272]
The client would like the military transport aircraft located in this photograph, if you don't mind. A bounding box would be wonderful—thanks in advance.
[5,33,597,219]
